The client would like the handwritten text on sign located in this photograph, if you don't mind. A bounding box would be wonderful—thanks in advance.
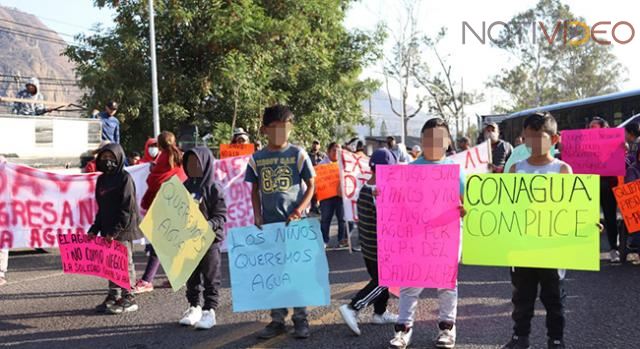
[339,150,372,221]
[227,218,330,312]
[447,141,491,174]
[213,155,254,237]
[220,144,255,159]
[561,128,625,176]
[314,163,340,201]
[376,165,461,289]
[613,180,640,233]
[58,234,131,289]
[0,161,149,249]
[463,174,600,271]
[138,176,216,291]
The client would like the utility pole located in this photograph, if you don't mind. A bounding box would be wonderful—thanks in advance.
[368,96,373,137]
[149,0,160,137]
[460,77,464,136]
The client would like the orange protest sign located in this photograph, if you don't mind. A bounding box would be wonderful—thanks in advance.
[220,144,255,159]
[314,163,340,201]
[613,180,640,233]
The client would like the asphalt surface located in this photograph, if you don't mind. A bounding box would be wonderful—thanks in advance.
[1,232,639,349]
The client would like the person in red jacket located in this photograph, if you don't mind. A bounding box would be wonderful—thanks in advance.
[140,138,159,164]
[133,131,187,294]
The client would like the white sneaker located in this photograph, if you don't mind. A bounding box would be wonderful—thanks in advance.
[389,326,413,349]
[435,325,456,349]
[610,249,621,263]
[179,306,202,326]
[339,304,361,335]
[373,311,399,325]
[627,252,640,265]
[195,309,216,330]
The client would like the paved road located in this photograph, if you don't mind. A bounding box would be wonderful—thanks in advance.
[1,234,638,349]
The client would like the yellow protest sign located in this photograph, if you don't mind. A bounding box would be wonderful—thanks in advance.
[139,176,216,291]
[462,174,600,271]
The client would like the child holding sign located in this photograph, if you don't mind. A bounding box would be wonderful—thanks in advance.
[89,144,142,314]
[389,118,465,349]
[503,112,572,349]
[245,105,316,340]
[134,131,187,294]
[178,147,227,330]
[339,148,399,336]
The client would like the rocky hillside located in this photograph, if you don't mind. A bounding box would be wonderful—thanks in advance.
[0,6,84,113]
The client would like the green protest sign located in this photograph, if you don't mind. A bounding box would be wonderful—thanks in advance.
[462,174,600,271]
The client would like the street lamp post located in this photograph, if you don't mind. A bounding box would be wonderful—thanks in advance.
[148,0,160,137]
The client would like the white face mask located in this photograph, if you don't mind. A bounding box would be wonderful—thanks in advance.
[148,147,159,158]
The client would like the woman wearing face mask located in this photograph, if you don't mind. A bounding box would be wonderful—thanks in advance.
[134,131,187,294]
[89,143,142,314]
[589,117,622,263]
[483,122,513,173]
[141,138,159,163]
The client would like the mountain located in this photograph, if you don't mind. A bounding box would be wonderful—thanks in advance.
[0,6,83,111]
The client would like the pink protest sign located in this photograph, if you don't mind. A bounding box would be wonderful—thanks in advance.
[376,164,460,289]
[561,128,625,176]
[58,234,131,289]
[213,155,254,234]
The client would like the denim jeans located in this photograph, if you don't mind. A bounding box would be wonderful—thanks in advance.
[320,196,347,243]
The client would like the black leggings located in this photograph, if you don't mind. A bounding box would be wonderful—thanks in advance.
[600,178,619,250]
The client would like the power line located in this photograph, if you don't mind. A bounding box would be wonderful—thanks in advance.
[0,26,68,45]
[0,79,79,87]
[0,18,75,38]
[0,74,78,83]
[34,15,97,32]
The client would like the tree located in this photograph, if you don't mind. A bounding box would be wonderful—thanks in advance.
[487,0,627,112]
[413,28,483,137]
[65,0,384,151]
[383,0,426,145]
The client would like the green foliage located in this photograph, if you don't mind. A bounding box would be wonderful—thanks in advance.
[65,0,385,151]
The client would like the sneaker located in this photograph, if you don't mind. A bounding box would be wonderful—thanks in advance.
[338,239,349,248]
[132,279,154,294]
[95,294,119,313]
[547,339,565,349]
[610,249,621,263]
[195,309,216,330]
[108,294,139,314]
[293,318,310,339]
[389,324,413,349]
[339,304,361,335]
[0,277,6,286]
[179,306,202,326]
[257,321,286,339]
[435,322,456,349]
[372,311,399,325]
[351,246,362,253]
[501,335,530,349]
[627,252,640,265]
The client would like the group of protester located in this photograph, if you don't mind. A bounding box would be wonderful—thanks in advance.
[2,95,638,349]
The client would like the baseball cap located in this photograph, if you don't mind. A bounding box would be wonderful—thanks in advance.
[369,148,397,172]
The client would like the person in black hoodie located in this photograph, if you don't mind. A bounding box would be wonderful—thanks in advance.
[178,146,227,330]
[89,143,142,314]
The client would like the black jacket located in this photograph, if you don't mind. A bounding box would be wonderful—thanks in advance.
[89,143,143,242]
[183,147,227,243]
